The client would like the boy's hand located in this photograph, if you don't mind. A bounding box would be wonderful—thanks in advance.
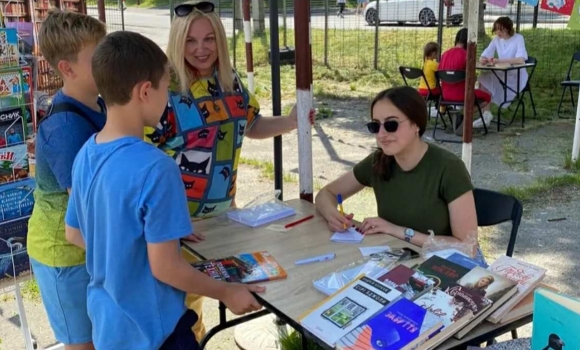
[221,283,265,315]
[182,232,205,243]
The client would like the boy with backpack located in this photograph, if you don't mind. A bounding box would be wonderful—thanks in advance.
[27,9,106,350]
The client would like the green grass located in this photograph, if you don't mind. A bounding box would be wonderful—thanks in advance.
[279,330,325,350]
[239,157,297,183]
[564,153,580,172]
[21,280,41,301]
[502,173,580,202]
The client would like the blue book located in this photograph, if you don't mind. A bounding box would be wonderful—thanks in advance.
[0,215,30,281]
[532,288,580,350]
[0,178,35,223]
[446,252,488,270]
[337,298,442,350]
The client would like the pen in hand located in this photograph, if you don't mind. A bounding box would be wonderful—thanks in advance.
[337,194,347,230]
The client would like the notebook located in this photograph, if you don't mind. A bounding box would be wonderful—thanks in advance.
[331,227,364,243]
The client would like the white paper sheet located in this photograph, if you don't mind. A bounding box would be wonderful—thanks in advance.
[330,227,364,243]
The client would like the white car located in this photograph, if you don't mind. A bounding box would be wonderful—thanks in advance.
[364,0,464,27]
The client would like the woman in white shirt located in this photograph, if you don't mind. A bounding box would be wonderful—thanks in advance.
[475,17,528,128]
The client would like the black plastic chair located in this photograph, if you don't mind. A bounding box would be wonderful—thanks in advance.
[399,66,442,124]
[435,70,487,143]
[473,188,523,340]
[473,188,522,257]
[557,51,580,118]
[512,56,537,123]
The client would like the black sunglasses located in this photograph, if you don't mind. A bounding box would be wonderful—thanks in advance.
[174,1,215,17]
[367,120,404,134]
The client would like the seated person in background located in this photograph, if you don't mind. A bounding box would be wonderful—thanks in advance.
[418,42,440,98]
[314,86,479,251]
[439,28,491,123]
[477,16,528,128]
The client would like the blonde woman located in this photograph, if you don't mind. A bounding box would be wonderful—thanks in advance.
[145,0,312,341]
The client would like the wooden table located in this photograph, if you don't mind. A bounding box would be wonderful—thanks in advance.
[475,62,535,131]
[183,199,531,350]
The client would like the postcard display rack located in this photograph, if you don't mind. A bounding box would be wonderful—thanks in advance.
[0,27,37,350]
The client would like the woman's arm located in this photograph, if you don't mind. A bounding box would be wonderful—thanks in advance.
[359,191,478,249]
[480,38,497,61]
[495,35,527,65]
[245,115,296,139]
[315,171,365,232]
[246,105,313,140]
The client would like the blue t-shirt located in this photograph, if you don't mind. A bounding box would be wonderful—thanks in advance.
[28,90,106,267]
[7,133,22,144]
[65,135,193,350]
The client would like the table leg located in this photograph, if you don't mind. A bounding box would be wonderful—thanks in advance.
[14,284,35,350]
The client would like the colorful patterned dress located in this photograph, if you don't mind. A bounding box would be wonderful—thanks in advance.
[145,71,261,219]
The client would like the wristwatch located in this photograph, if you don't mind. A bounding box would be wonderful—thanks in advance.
[404,228,415,242]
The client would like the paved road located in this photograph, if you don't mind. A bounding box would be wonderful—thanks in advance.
[94,7,569,51]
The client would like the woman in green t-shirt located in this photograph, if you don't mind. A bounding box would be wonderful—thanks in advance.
[315,86,478,247]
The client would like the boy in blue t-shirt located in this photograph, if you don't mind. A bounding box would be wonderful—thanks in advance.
[64,31,265,350]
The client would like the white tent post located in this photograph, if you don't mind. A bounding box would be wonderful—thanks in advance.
[461,0,480,174]
[572,87,580,162]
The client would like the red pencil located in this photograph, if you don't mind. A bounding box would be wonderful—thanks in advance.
[284,215,315,229]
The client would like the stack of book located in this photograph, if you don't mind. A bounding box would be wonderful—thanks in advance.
[300,253,547,349]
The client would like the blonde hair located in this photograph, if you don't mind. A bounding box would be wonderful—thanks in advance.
[38,8,107,71]
[167,9,233,94]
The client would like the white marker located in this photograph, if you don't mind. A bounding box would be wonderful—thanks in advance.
[295,253,336,265]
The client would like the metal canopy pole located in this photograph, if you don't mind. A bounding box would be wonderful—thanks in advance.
[270,0,283,199]
[242,0,254,93]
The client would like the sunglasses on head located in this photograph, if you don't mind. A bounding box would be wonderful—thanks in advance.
[367,119,405,134]
[174,1,215,17]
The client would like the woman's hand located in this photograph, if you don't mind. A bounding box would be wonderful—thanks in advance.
[288,104,315,129]
[323,209,354,232]
[479,57,489,64]
[358,217,400,236]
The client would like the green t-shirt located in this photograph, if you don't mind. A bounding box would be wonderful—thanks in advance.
[352,144,473,237]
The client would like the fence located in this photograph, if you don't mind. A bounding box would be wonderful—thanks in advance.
[165,0,580,117]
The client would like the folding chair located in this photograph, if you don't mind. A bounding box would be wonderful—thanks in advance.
[399,66,442,125]
[435,70,488,143]
[473,188,523,340]
[512,56,537,123]
[557,51,580,118]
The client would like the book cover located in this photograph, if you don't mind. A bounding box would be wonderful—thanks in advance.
[0,143,29,184]
[337,298,442,350]
[416,256,471,290]
[413,288,478,349]
[0,106,26,149]
[0,178,35,223]
[446,253,488,270]
[453,266,518,339]
[300,275,402,347]
[487,256,546,323]
[0,215,30,281]
[193,251,287,284]
[0,70,25,110]
[377,264,435,300]
[532,288,580,350]
[0,29,19,69]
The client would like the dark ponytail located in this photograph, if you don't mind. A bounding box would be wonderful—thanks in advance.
[370,86,428,181]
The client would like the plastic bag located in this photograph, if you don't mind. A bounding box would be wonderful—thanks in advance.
[421,230,488,267]
[312,249,411,296]
[226,190,296,227]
